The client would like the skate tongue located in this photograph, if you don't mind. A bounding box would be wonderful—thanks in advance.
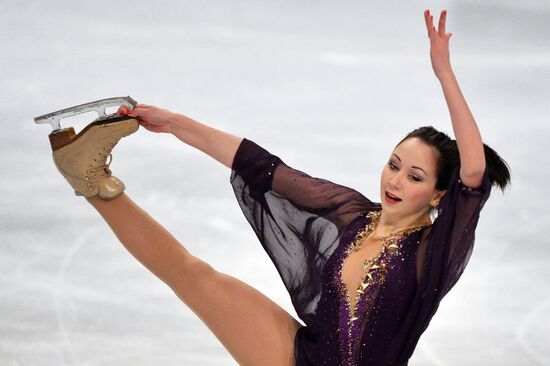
[105,153,112,168]
[87,154,113,181]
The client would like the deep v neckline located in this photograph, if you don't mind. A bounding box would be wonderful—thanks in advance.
[338,210,431,322]
[339,211,384,319]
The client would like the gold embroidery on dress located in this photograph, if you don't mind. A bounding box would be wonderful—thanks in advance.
[338,210,432,365]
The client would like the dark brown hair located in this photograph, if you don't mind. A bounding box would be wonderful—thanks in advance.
[396,126,511,192]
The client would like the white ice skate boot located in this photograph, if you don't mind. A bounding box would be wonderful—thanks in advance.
[35,97,139,200]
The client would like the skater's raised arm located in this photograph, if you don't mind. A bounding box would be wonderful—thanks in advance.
[118,104,243,169]
[424,9,486,188]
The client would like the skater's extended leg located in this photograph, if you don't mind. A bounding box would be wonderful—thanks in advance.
[47,107,302,365]
[87,193,193,285]
[88,193,302,366]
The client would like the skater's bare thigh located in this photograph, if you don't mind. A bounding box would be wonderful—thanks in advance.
[170,255,302,366]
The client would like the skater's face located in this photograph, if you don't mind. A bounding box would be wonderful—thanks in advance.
[380,137,446,219]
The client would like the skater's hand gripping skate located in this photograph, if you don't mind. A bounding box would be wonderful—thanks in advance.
[117,104,175,134]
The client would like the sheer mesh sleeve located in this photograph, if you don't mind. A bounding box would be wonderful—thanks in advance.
[416,165,491,296]
[393,165,492,363]
[230,138,379,324]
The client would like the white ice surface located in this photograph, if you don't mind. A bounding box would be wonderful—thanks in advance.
[1,1,549,365]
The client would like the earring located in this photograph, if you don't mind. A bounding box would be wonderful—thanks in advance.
[429,201,439,222]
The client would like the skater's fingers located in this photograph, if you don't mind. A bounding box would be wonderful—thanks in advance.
[438,10,447,36]
[126,107,145,117]
[116,105,129,116]
[127,104,152,115]
[424,9,433,34]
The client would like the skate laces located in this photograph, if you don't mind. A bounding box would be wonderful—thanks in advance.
[85,139,119,191]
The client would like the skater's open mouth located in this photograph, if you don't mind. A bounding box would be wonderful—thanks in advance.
[385,191,402,201]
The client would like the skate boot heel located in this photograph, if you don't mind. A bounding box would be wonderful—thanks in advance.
[49,127,76,151]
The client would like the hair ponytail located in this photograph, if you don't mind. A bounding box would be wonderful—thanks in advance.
[397,126,511,192]
[482,142,511,192]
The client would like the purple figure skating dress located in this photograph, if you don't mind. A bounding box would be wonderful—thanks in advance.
[230,138,491,365]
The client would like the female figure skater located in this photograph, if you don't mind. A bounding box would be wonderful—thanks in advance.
[49,9,510,365]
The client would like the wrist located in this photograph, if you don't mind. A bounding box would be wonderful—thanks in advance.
[167,112,184,135]
[167,112,203,147]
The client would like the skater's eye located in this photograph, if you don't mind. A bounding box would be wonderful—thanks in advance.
[388,161,422,182]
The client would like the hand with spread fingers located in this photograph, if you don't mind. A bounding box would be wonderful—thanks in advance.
[424,9,453,78]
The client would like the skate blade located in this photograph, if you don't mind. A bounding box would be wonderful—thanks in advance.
[34,96,137,132]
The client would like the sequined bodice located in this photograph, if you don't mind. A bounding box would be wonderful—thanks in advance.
[340,210,432,314]
[334,210,432,365]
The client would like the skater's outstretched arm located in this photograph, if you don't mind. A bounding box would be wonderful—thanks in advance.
[424,9,486,188]
[118,104,243,169]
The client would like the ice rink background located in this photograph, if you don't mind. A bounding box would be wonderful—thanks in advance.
[1,0,549,365]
